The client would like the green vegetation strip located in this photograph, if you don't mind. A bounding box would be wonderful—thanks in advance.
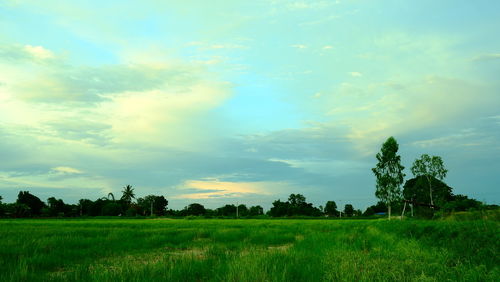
[0,219,498,281]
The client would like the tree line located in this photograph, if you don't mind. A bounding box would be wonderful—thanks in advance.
[0,188,489,219]
[0,188,364,218]
[0,138,493,219]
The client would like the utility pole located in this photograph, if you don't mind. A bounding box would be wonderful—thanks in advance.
[150,199,153,216]
[236,202,239,218]
[339,200,342,218]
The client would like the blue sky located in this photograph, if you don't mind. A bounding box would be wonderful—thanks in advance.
[0,0,499,210]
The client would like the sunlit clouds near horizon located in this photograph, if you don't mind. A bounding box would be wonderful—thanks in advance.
[0,1,499,209]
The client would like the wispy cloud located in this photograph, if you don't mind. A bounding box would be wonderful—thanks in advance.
[52,166,84,174]
[348,72,362,77]
[472,53,500,62]
[23,45,55,60]
[285,1,334,10]
[174,179,278,199]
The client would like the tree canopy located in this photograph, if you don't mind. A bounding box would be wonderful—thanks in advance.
[324,201,338,217]
[17,191,45,216]
[403,175,453,208]
[268,194,321,217]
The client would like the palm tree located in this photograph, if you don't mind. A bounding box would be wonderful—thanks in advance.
[121,185,135,205]
[108,193,115,201]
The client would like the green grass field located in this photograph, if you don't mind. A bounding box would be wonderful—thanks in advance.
[0,218,498,281]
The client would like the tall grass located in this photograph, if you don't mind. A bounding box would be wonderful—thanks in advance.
[0,218,498,281]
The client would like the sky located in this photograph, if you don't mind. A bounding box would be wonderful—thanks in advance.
[0,0,499,210]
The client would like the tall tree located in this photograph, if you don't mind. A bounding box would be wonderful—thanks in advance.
[343,204,354,217]
[410,154,447,207]
[120,185,135,205]
[324,201,338,217]
[372,137,405,220]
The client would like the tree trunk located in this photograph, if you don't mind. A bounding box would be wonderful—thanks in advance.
[426,175,434,207]
[388,203,391,220]
[401,201,407,220]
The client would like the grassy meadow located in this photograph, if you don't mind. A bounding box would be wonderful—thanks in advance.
[0,218,498,281]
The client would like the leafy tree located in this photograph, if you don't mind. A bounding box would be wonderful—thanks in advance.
[78,199,93,216]
[137,195,168,216]
[411,154,447,207]
[237,204,249,217]
[47,197,66,217]
[363,201,387,216]
[343,204,354,217]
[17,191,45,216]
[403,176,452,209]
[248,205,264,216]
[324,201,338,217]
[268,200,289,217]
[185,203,206,216]
[372,137,405,219]
[120,185,135,205]
[288,194,306,206]
[268,194,321,217]
[217,204,237,217]
[288,194,320,216]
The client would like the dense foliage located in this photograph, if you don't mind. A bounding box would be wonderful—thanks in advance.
[268,194,322,217]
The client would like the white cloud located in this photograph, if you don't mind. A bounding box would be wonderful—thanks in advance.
[0,43,233,151]
[349,72,362,77]
[23,45,55,60]
[52,166,84,174]
[291,44,307,49]
[173,179,283,199]
[96,79,230,149]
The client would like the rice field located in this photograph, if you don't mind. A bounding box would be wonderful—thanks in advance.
[0,218,498,281]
